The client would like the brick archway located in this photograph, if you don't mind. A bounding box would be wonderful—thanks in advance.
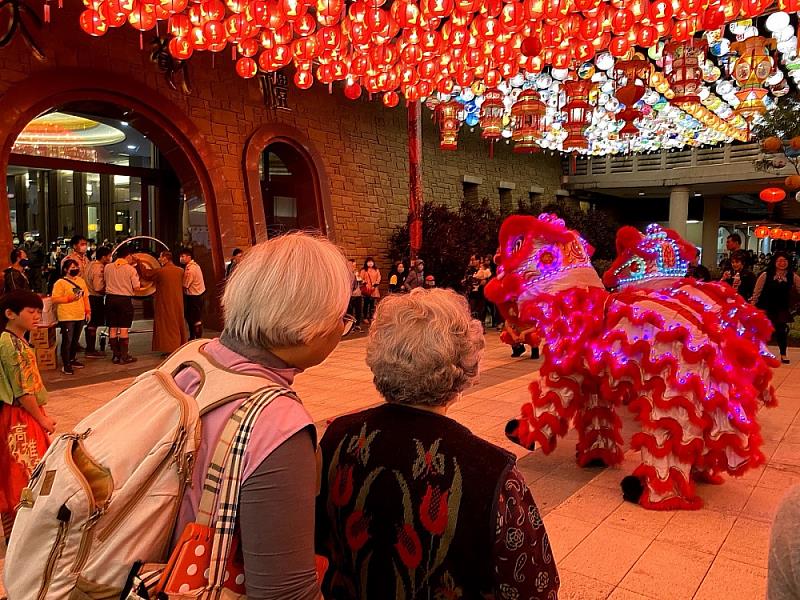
[243,123,334,243]
[0,67,227,282]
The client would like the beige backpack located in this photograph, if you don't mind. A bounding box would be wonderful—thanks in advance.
[3,340,289,600]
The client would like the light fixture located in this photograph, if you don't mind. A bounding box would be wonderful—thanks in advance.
[127,144,136,150]
[120,121,129,127]
[638,191,646,196]
[694,192,702,196]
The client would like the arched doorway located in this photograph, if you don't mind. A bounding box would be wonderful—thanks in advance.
[242,124,333,243]
[261,141,325,237]
[0,68,228,327]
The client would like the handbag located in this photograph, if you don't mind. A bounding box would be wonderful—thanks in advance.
[360,272,374,296]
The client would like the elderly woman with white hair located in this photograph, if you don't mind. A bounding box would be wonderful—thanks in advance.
[315,288,559,599]
[170,232,355,599]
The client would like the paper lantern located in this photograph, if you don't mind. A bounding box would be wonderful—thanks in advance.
[480,88,505,140]
[793,232,800,242]
[782,230,794,241]
[771,228,783,238]
[760,187,786,204]
[562,79,593,150]
[731,36,777,120]
[614,59,649,136]
[664,38,706,104]
[235,56,257,78]
[343,81,362,99]
[436,100,462,150]
[762,137,784,153]
[786,176,800,191]
[754,225,770,239]
[511,89,546,153]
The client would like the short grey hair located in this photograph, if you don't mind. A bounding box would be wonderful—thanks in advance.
[366,288,484,406]
[222,232,351,348]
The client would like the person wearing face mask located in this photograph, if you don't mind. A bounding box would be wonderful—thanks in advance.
[179,248,206,340]
[104,246,143,364]
[403,259,425,291]
[62,235,90,281]
[3,248,31,294]
[51,259,91,375]
[140,251,188,355]
[359,257,381,323]
[388,261,407,293]
[752,251,800,365]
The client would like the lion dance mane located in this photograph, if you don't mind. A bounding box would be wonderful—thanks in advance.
[485,214,778,510]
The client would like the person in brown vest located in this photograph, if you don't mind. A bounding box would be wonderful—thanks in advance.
[315,288,560,599]
[140,251,188,356]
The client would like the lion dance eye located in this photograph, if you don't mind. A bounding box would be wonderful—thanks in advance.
[511,237,524,254]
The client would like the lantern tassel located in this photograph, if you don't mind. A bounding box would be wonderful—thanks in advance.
[139,32,143,50]
[328,82,333,94]
[58,0,62,7]
[232,45,236,60]
[489,140,494,159]
[44,1,50,22]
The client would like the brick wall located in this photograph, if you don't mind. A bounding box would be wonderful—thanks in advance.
[0,8,562,272]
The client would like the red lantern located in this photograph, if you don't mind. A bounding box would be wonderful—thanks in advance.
[168,35,193,59]
[664,38,706,104]
[754,225,770,239]
[294,68,314,89]
[80,9,108,35]
[793,232,800,242]
[236,57,258,78]
[562,79,593,151]
[383,90,400,107]
[781,230,793,241]
[344,81,362,99]
[771,228,783,238]
[480,88,505,141]
[760,187,787,204]
[436,100,462,150]
[786,176,800,191]
[609,35,630,57]
[511,89,545,153]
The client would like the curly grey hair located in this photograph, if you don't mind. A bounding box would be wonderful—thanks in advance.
[366,288,485,406]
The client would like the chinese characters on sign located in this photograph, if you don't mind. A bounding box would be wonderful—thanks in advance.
[260,73,290,112]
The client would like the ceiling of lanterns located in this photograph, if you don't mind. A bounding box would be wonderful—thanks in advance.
[76,0,800,155]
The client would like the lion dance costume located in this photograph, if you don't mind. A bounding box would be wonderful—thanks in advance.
[484,214,778,510]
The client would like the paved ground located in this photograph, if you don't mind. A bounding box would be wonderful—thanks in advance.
[2,332,798,599]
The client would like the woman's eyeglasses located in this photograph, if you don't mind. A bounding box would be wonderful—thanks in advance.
[342,314,357,337]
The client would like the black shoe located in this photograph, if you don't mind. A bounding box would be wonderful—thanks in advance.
[511,345,525,358]
[530,347,540,360]
[71,360,85,369]
[61,366,74,375]
[781,357,791,364]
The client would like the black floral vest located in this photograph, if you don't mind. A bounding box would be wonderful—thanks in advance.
[316,403,516,599]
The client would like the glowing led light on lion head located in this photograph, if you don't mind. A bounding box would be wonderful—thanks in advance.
[603,224,696,290]
[492,213,602,301]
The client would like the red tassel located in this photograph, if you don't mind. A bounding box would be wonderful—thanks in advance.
[231,45,236,60]
[489,140,494,159]
[328,82,332,94]
[44,2,50,22]
[139,32,143,50]
[58,0,62,7]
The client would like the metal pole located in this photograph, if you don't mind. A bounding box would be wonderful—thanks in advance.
[408,100,423,261]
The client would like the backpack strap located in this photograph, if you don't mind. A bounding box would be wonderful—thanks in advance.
[157,340,280,415]
[197,384,289,597]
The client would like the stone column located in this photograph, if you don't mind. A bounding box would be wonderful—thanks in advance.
[668,186,690,239]
[701,196,721,268]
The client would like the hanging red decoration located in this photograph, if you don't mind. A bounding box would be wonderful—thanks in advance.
[511,89,546,153]
[436,100,462,150]
[754,225,770,239]
[562,79,593,151]
[759,188,786,204]
[614,59,649,136]
[479,88,505,141]
[664,38,706,105]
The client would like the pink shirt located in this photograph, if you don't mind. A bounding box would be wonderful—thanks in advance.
[173,338,314,534]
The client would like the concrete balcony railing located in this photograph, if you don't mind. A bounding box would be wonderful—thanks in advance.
[561,143,780,191]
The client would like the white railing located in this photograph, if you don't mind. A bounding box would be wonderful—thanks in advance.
[562,143,763,177]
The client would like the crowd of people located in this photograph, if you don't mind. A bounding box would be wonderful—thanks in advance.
[1,234,209,372]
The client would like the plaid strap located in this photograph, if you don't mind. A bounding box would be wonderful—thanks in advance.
[197,384,293,598]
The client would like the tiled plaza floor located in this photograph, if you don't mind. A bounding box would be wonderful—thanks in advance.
[2,332,799,599]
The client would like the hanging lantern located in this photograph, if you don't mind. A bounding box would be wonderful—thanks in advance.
[511,89,546,153]
[663,38,706,105]
[771,228,783,238]
[754,225,770,239]
[436,100,462,150]
[786,175,800,191]
[781,230,794,241]
[562,79,593,151]
[479,88,505,141]
[614,58,649,136]
[793,232,800,242]
[760,187,786,204]
[730,36,777,120]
